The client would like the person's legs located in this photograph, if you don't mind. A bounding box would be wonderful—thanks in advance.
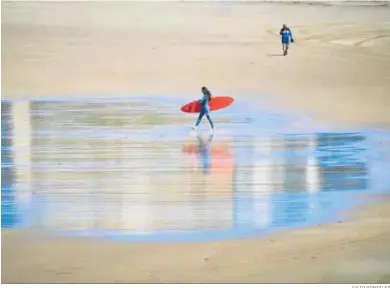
[206,114,214,129]
[282,40,289,55]
[285,43,289,55]
[194,110,205,128]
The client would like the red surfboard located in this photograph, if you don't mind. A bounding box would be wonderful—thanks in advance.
[180,96,234,113]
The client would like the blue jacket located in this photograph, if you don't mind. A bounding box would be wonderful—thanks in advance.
[280,28,293,42]
[198,93,211,112]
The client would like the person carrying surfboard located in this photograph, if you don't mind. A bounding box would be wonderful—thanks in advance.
[192,86,215,131]
[280,24,294,56]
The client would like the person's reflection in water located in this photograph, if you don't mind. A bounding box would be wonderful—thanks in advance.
[195,132,214,175]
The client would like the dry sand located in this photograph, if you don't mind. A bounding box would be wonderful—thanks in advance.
[1,1,390,283]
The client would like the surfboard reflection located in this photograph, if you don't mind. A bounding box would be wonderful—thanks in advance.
[182,132,234,175]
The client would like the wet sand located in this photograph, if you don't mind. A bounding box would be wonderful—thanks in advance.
[2,198,390,283]
[2,1,390,283]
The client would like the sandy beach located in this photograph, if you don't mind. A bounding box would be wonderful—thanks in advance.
[2,1,390,283]
[2,197,390,283]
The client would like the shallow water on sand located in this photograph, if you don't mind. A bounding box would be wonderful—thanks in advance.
[2,97,390,242]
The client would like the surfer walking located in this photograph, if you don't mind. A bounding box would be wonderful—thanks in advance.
[280,24,294,56]
[193,86,215,131]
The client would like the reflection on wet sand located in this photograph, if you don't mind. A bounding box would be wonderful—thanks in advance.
[1,99,389,241]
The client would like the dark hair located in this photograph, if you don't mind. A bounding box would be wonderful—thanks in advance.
[201,86,212,101]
